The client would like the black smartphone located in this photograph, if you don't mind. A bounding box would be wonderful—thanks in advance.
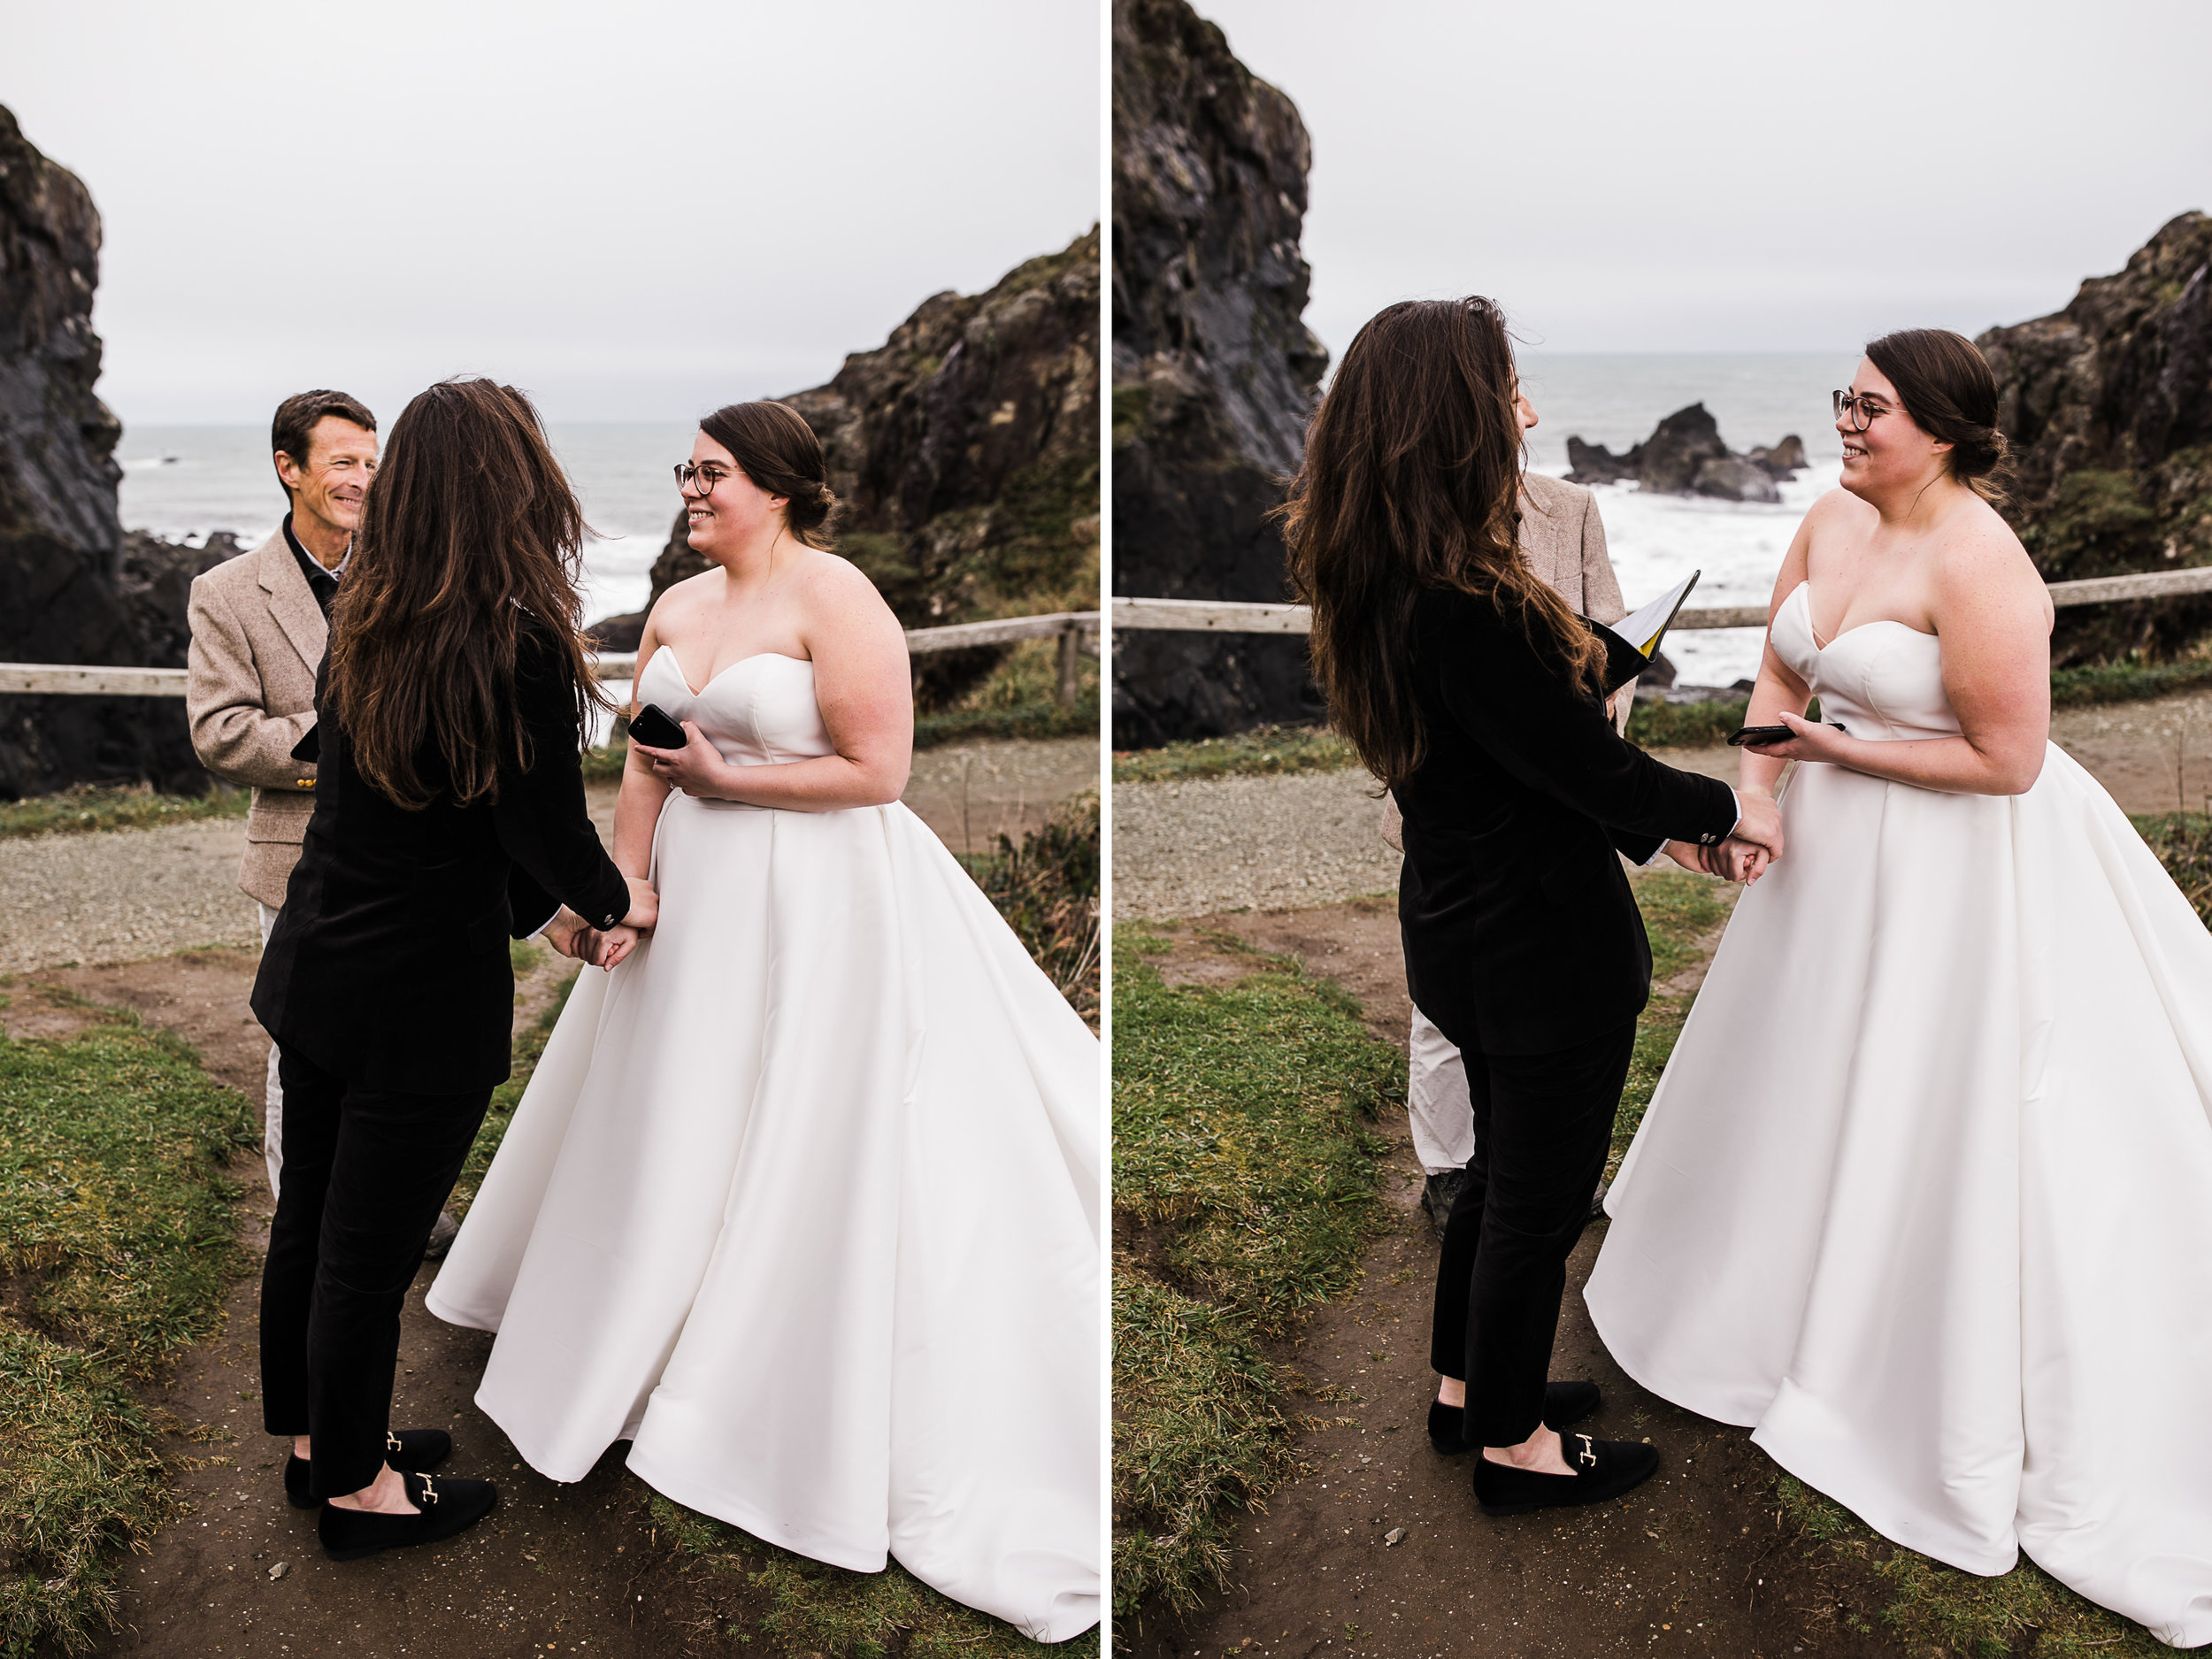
[627,703,687,749]
[1728,720,1845,747]
[1727,724,1793,748]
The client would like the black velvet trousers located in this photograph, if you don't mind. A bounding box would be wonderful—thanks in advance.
[259,1049,489,1498]
[1427,1018,1638,1448]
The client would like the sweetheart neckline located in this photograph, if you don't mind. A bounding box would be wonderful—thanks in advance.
[649,644,813,700]
[1792,581,1938,653]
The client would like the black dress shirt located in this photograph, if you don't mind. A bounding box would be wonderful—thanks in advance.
[282,513,346,618]
[1394,584,1740,1056]
[252,616,632,1093]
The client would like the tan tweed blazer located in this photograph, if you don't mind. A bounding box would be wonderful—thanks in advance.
[1381,472,1632,849]
[186,530,326,908]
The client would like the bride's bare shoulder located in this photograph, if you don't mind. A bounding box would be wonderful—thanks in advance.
[1932,498,2047,617]
[1802,487,1874,537]
[794,549,902,641]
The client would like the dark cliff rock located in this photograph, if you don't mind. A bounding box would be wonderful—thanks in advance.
[1565,403,1802,503]
[597,231,1101,707]
[1978,211,2212,664]
[0,104,204,798]
[1109,0,1330,747]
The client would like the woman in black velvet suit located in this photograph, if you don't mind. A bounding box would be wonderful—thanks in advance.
[1282,298,1783,1517]
[251,377,653,1561]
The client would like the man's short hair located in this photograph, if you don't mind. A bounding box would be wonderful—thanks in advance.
[273,389,376,473]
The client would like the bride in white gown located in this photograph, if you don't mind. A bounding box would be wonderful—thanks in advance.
[1586,332,2212,1647]
[426,402,1101,1642]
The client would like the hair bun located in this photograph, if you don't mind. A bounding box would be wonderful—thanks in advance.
[696,401,840,548]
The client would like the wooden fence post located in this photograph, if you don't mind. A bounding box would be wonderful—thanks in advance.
[1056,626,1080,706]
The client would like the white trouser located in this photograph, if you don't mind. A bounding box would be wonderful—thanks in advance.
[257,902,283,1199]
[1409,1003,1474,1175]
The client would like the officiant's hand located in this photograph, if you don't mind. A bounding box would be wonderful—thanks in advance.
[1709,836,1771,883]
[633,721,726,798]
[541,907,598,963]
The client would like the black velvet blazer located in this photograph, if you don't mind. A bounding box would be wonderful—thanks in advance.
[252,619,632,1094]
[1394,585,1740,1057]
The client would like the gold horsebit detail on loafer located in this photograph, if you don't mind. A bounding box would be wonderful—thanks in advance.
[1574,1432,1597,1470]
[386,1431,403,1455]
[417,1475,439,1506]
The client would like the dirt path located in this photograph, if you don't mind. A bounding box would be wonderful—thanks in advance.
[4,952,770,1658]
[1123,899,1898,1659]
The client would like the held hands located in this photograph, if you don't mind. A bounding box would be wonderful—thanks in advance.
[632,721,723,798]
[1663,788,1786,887]
[590,926,641,971]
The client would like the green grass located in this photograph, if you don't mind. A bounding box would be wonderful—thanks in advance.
[0,784,247,841]
[2053,653,2212,707]
[2131,811,2212,923]
[1111,931,1402,1617]
[1112,725,1363,785]
[962,792,1100,1025]
[649,1496,1094,1658]
[0,990,256,1655]
[1775,1478,2169,1658]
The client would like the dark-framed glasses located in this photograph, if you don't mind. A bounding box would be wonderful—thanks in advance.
[1832,390,1891,433]
[673,461,731,495]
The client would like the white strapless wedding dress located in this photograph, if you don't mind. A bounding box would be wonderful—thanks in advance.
[426,647,1100,1643]
[1586,583,2212,1647]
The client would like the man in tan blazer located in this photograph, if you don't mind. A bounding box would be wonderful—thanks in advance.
[188,389,377,1202]
[1386,380,1642,1237]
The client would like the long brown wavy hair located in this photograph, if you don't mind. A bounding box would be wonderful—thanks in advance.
[326,378,610,809]
[1281,296,1606,789]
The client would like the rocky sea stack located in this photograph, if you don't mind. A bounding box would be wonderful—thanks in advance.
[1979,210,2212,664]
[1110,0,1329,747]
[0,104,207,798]
[597,229,1101,707]
[1565,404,1806,503]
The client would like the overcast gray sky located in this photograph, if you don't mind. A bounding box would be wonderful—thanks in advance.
[3,0,1099,426]
[1195,0,2212,364]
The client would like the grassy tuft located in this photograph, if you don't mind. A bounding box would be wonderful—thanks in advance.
[2051,654,2212,708]
[0,1002,255,1378]
[1624,697,1753,749]
[0,1319,186,1656]
[1774,1478,2168,1657]
[1112,725,1363,785]
[1110,1271,1297,1619]
[649,1494,1094,1657]
[0,994,254,1654]
[0,784,247,842]
[963,792,1100,1025]
[1110,932,1402,1617]
[2133,811,2212,922]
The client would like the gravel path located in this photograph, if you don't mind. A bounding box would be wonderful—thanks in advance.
[0,820,260,973]
[0,735,1103,976]
[1111,767,1398,920]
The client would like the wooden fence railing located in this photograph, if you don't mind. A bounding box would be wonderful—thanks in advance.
[0,611,1102,706]
[1111,565,2212,637]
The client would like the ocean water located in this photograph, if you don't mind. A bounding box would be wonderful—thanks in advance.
[1516,352,1861,686]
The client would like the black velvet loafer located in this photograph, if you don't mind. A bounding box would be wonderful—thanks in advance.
[318,1470,497,1561]
[285,1428,455,1509]
[1473,1430,1659,1516]
[1427,1380,1601,1453]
